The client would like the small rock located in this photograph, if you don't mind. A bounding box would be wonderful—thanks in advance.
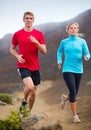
[0,100,7,106]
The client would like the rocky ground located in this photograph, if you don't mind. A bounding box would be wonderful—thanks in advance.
[0,80,91,130]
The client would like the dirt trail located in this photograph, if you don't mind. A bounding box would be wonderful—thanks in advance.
[0,80,91,130]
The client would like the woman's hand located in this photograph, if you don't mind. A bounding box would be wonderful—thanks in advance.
[58,64,61,70]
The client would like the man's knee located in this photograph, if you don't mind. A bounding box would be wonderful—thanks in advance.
[31,88,36,96]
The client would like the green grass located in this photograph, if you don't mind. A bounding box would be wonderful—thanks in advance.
[0,93,12,104]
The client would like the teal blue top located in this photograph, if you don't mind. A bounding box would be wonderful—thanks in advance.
[57,36,90,73]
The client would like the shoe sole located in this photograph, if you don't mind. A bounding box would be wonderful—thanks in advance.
[61,95,66,109]
[73,120,81,123]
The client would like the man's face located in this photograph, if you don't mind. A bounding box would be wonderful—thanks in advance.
[23,14,34,27]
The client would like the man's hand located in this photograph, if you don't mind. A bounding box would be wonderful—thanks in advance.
[17,54,25,63]
[28,35,47,54]
[29,35,39,44]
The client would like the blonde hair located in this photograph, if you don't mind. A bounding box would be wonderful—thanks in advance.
[23,11,34,20]
[66,22,84,38]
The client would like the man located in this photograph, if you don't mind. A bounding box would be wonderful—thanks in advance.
[10,11,47,116]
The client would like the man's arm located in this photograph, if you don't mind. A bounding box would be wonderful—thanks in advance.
[10,44,25,63]
[29,35,47,54]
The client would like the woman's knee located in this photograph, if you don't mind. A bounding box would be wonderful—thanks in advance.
[69,92,76,102]
[70,97,76,102]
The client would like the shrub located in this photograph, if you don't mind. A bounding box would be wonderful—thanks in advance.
[0,93,12,104]
[0,120,6,130]
[0,109,21,130]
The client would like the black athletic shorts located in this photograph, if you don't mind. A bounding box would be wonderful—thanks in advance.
[17,68,40,85]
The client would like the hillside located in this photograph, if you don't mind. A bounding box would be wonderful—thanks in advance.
[0,80,91,130]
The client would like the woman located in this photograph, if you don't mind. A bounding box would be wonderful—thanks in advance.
[57,22,90,123]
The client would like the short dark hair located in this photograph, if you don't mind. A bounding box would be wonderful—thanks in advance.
[23,11,34,20]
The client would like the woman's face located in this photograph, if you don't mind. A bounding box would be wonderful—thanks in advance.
[68,24,79,36]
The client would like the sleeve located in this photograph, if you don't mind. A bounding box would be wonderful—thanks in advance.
[83,39,90,60]
[57,41,64,64]
[12,33,18,46]
[39,32,46,45]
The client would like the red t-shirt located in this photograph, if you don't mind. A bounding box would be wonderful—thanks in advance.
[12,29,46,70]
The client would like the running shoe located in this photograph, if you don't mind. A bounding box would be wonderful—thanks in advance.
[73,115,81,123]
[61,94,67,109]
[19,100,30,117]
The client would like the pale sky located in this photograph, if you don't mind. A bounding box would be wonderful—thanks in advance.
[0,0,91,38]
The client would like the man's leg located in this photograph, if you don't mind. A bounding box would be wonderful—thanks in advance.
[23,77,36,111]
[28,86,37,110]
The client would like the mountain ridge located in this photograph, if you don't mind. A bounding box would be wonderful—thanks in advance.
[0,9,91,91]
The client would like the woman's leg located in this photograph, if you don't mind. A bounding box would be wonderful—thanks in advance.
[75,73,82,95]
[70,102,77,115]
[63,72,76,103]
[63,72,77,115]
[63,72,81,122]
